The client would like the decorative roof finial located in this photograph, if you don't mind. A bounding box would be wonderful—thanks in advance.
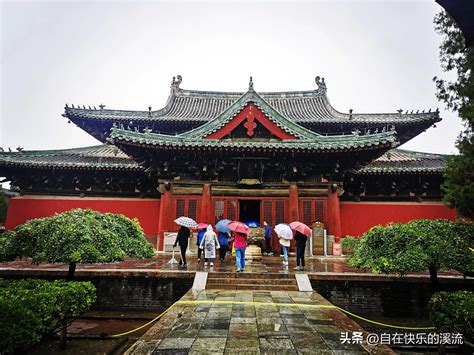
[315,76,327,93]
[397,108,403,117]
[171,75,183,91]
[249,76,254,91]
[99,104,105,110]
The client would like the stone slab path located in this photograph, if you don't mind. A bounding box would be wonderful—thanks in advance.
[126,289,393,354]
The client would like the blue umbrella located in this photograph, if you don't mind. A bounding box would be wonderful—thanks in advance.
[245,221,260,228]
[216,219,232,233]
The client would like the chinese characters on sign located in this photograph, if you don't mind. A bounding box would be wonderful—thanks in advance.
[340,332,464,346]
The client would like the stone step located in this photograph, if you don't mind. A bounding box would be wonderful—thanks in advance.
[207,272,294,279]
[207,277,297,286]
[206,283,299,291]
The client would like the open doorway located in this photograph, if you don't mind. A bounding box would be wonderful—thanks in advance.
[239,200,260,223]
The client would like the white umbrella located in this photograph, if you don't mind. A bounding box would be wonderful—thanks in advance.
[274,223,293,240]
[174,216,198,229]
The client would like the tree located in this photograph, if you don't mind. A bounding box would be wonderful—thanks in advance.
[0,279,96,354]
[433,11,474,219]
[346,219,474,289]
[0,208,155,349]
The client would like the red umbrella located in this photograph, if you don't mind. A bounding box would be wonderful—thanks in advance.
[289,221,312,237]
[227,221,251,234]
[195,223,208,230]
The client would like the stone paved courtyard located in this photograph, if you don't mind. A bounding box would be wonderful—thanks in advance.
[126,289,393,354]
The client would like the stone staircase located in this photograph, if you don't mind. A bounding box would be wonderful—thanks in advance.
[206,272,298,291]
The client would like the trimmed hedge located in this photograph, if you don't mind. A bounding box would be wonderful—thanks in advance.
[0,208,155,264]
[0,279,96,353]
[346,219,474,276]
[429,291,474,341]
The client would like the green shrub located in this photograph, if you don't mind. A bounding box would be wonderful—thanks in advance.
[0,209,155,265]
[0,278,96,353]
[429,291,474,341]
[340,236,358,255]
[347,219,474,287]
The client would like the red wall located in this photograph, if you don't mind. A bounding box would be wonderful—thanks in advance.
[340,201,457,237]
[5,196,160,244]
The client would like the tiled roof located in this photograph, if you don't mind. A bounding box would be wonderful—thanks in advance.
[0,145,141,171]
[0,145,445,175]
[64,79,440,126]
[109,128,398,152]
[107,88,399,152]
[357,149,446,174]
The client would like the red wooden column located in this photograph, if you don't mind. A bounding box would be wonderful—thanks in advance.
[327,184,342,242]
[157,184,174,251]
[289,184,300,221]
[200,184,212,224]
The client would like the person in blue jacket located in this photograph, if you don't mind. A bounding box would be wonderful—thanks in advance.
[218,231,230,263]
[263,221,274,256]
[196,227,206,264]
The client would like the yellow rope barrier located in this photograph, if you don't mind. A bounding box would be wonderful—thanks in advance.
[110,298,435,337]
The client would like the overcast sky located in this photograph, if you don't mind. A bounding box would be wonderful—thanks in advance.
[0,0,463,155]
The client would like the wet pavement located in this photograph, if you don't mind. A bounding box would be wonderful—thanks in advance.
[126,289,393,354]
[0,254,462,282]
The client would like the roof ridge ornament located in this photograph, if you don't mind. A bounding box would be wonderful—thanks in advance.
[249,76,254,91]
[171,75,182,92]
[315,76,327,93]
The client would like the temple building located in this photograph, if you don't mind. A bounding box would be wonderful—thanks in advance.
[0,76,456,251]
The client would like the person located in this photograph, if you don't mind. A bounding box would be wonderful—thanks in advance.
[294,231,308,271]
[233,231,247,272]
[218,231,230,263]
[279,235,290,267]
[263,221,273,256]
[199,225,220,267]
[196,227,206,264]
[173,225,190,268]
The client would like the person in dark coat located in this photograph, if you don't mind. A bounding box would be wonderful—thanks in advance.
[218,231,230,263]
[263,221,273,255]
[173,226,190,268]
[294,231,307,271]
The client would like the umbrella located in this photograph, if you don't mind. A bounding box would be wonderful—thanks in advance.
[274,223,293,240]
[289,221,312,237]
[244,221,260,228]
[227,221,251,234]
[174,216,198,229]
[196,223,208,230]
[216,219,232,233]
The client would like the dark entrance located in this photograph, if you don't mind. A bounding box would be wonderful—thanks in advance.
[239,200,260,223]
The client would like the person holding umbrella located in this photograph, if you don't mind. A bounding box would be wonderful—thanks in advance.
[173,216,198,269]
[294,231,307,270]
[227,221,251,272]
[289,222,312,271]
[274,223,293,267]
[199,225,220,267]
[215,219,231,263]
[173,225,191,268]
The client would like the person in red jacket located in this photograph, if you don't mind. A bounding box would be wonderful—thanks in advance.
[233,231,247,272]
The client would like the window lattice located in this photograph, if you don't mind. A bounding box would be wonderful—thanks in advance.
[214,200,224,223]
[188,199,197,220]
[315,200,325,222]
[263,201,273,226]
[227,200,237,221]
[176,199,185,219]
[303,201,312,225]
[275,200,285,224]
